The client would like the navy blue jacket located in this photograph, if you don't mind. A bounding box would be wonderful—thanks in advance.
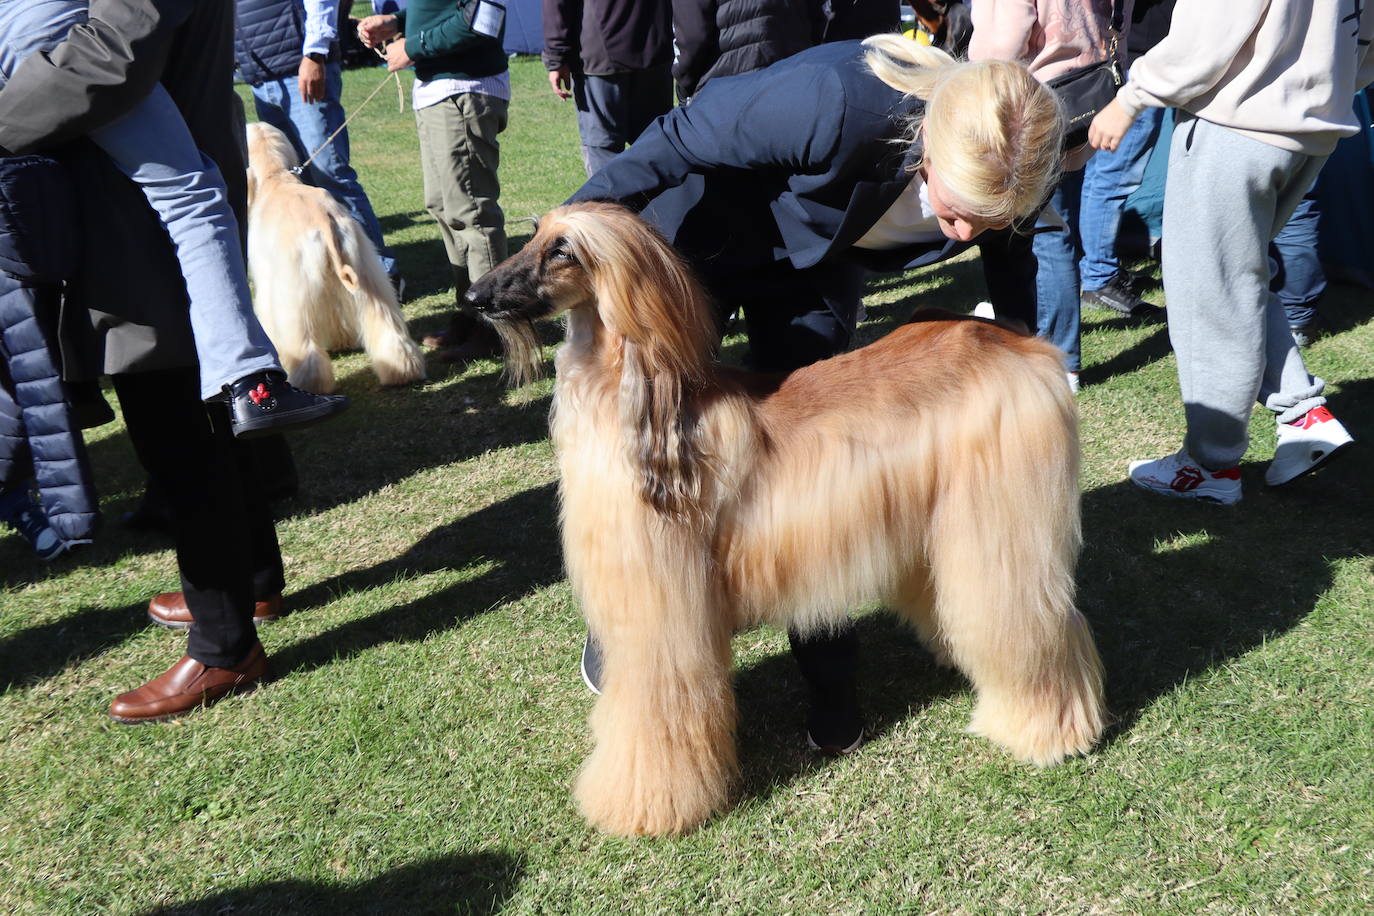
[235,0,342,86]
[0,156,100,543]
[571,41,1035,317]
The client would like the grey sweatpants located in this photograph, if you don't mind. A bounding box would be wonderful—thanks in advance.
[1161,114,1328,470]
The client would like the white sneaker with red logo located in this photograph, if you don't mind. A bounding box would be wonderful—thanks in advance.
[1128,450,1242,505]
[1265,406,1353,486]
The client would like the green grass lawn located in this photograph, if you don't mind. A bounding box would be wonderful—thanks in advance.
[2,57,1372,915]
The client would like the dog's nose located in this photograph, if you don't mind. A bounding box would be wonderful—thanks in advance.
[463,285,488,311]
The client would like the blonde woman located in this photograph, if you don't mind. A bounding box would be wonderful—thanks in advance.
[565,35,1064,753]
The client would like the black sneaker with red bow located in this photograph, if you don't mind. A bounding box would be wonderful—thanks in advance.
[224,371,349,439]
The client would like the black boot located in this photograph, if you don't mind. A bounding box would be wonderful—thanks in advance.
[223,371,348,439]
[789,625,863,754]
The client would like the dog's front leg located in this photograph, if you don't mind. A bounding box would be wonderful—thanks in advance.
[572,563,738,836]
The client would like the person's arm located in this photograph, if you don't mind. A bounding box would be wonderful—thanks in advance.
[542,0,581,99]
[571,63,846,208]
[298,0,339,103]
[407,1,501,61]
[671,0,718,102]
[966,0,1036,63]
[0,0,197,155]
[1114,0,1265,118]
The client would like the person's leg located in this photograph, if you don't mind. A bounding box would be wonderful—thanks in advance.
[251,80,305,157]
[574,73,631,177]
[1030,175,1083,373]
[286,62,397,276]
[444,91,509,282]
[415,99,468,275]
[92,88,280,398]
[1162,117,1322,471]
[740,261,863,750]
[112,368,262,667]
[415,93,508,282]
[1079,102,1164,291]
[1269,185,1326,332]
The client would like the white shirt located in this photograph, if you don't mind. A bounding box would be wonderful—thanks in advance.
[412,71,512,109]
[302,0,339,58]
[852,172,947,250]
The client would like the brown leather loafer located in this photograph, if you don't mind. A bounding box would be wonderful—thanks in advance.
[109,643,271,724]
[147,591,283,631]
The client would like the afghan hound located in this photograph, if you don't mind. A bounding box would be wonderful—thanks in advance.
[245,121,425,393]
[467,202,1105,837]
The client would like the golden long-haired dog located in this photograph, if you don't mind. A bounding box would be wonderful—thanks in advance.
[468,202,1105,837]
[245,121,424,393]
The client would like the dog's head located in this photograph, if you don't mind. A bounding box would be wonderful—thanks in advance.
[245,122,301,201]
[467,202,717,387]
[464,204,611,323]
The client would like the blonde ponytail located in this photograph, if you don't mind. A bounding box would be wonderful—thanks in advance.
[863,35,1064,226]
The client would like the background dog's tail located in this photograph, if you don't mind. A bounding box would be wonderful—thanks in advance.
[917,335,1105,765]
[324,214,426,387]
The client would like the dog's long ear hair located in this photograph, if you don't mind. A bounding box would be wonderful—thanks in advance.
[557,205,720,523]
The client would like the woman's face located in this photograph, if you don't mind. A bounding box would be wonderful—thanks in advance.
[923,166,1008,242]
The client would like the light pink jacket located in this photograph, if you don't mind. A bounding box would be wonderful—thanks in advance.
[968,0,1127,83]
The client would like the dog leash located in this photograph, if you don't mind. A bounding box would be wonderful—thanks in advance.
[290,51,405,177]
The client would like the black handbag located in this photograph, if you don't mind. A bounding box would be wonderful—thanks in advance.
[1046,0,1124,149]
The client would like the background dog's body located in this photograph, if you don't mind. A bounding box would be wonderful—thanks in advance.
[246,122,424,393]
[471,203,1105,837]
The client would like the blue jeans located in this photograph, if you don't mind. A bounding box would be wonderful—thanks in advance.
[1031,169,1084,372]
[251,62,397,276]
[94,85,280,398]
[1079,104,1165,291]
[1269,185,1326,328]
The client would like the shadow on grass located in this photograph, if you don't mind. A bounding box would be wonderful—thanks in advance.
[0,481,561,690]
[271,482,562,676]
[0,599,148,691]
[138,849,524,916]
[731,614,963,799]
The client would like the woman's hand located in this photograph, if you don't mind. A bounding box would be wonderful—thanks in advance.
[1089,99,1135,152]
[357,14,400,48]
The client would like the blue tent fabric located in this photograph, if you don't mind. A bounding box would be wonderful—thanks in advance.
[503,0,542,55]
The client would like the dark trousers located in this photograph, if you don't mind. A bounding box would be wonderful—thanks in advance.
[707,258,864,371]
[709,261,861,701]
[574,65,675,178]
[112,367,284,668]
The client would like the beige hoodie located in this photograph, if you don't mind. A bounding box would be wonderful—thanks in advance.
[1117,0,1374,155]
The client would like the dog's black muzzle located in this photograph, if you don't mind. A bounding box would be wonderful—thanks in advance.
[464,271,551,323]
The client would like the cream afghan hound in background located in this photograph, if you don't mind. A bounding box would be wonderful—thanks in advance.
[468,202,1105,837]
[245,121,424,393]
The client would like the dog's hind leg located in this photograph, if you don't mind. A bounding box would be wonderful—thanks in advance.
[569,517,738,835]
[351,277,426,386]
[922,389,1104,766]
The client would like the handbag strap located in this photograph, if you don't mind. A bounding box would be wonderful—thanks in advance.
[1107,0,1124,65]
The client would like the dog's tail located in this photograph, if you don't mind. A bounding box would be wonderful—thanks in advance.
[323,211,426,387]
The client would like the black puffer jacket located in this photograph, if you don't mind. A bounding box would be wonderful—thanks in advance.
[542,0,673,76]
[0,156,100,543]
[671,0,820,101]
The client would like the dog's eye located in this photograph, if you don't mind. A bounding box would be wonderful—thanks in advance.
[548,240,578,264]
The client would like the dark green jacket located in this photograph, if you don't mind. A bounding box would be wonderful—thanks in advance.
[396,0,507,82]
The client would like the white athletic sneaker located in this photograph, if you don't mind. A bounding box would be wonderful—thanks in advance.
[1265,406,1353,486]
[1066,371,1080,394]
[1128,450,1242,505]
